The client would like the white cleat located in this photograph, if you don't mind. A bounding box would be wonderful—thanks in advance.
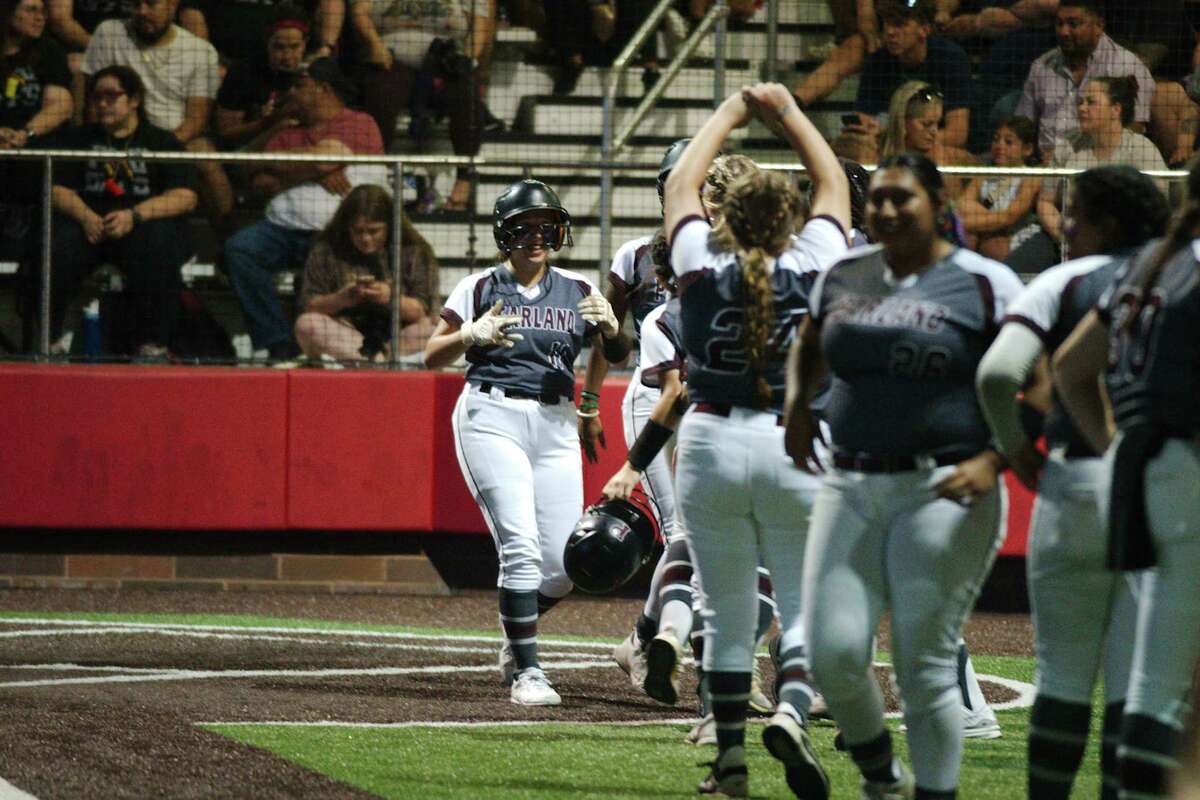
[510,667,561,706]
[763,711,830,799]
[697,745,748,797]
[643,631,683,706]
[686,713,717,746]
[749,660,773,714]
[498,640,515,686]
[809,691,831,720]
[860,765,915,800]
[962,705,1002,739]
[612,631,649,690]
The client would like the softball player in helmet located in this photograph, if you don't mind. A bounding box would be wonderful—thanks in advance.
[1054,163,1200,800]
[786,152,1023,799]
[977,165,1169,798]
[424,179,622,707]
[664,83,850,799]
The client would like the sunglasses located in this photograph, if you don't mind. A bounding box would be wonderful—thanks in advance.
[911,86,944,103]
[502,222,569,251]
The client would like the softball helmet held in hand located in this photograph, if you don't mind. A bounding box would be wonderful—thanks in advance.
[564,486,661,595]
[493,179,573,254]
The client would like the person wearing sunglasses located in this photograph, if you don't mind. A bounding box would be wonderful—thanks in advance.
[424,179,622,708]
[880,81,976,196]
[45,64,198,358]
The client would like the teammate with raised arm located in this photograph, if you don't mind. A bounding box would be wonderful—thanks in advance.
[786,152,1023,799]
[663,82,850,798]
[1053,162,1200,800]
[977,165,1169,799]
[424,179,622,707]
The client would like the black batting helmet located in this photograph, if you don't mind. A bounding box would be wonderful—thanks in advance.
[493,178,573,254]
[564,487,661,595]
[656,138,691,206]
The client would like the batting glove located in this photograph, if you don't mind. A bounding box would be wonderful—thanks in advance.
[460,300,524,348]
[578,294,619,338]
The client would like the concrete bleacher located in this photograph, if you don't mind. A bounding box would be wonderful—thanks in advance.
[0,1,853,354]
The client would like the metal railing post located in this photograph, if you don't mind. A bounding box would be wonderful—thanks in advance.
[390,160,404,366]
[600,97,614,276]
[38,154,52,360]
[765,0,779,82]
[713,0,727,107]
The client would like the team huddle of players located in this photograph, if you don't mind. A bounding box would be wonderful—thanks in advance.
[425,82,1200,800]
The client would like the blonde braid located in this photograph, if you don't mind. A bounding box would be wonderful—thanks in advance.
[721,170,804,408]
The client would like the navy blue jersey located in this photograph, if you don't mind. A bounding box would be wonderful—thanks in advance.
[639,298,686,389]
[609,235,667,345]
[669,215,848,415]
[811,245,1024,455]
[442,264,601,400]
[1004,253,1126,454]
[1098,239,1200,435]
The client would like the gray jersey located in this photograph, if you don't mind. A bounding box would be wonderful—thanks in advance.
[1099,239,1200,435]
[1004,253,1126,455]
[670,214,848,414]
[811,245,1024,456]
[442,264,601,400]
[609,235,667,344]
[638,298,685,389]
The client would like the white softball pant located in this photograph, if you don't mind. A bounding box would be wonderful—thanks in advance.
[1103,437,1200,728]
[1028,451,1139,705]
[451,383,582,597]
[622,376,679,542]
[674,407,821,674]
[804,463,1004,792]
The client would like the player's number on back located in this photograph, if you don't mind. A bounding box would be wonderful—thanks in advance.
[704,308,796,374]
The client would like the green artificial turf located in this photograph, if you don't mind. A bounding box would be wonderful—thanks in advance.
[209,707,1102,799]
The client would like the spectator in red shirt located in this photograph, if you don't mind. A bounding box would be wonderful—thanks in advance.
[223,55,386,360]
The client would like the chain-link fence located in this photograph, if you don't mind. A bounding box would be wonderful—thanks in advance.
[1,0,1197,364]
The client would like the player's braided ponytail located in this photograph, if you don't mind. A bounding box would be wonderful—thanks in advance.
[720,169,804,409]
[1125,161,1200,328]
[703,154,757,225]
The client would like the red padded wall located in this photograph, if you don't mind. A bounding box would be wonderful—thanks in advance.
[0,365,288,529]
[287,370,437,530]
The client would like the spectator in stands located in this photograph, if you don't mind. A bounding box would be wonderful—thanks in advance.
[47,65,197,358]
[0,0,72,260]
[879,81,976,195]
[46,0,132,60]
[348,0,487,211]
[80,0,232,218]
[957,114,1042,260]
[790,0,881,113]
[177,0,343,66]
[212,4,309,152]
[1014,0,1154,161]
[843,0,975,148]
[543,0,662,96]
[295,183,437,361]
[223,55,384,361]
[1009,75,1166,272]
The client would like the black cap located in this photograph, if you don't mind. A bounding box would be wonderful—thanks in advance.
[299,57,355,103]
[877,0,937,24]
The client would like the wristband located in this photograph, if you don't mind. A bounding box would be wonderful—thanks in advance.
[578,390,600,418]
[601,333,630,363]
[626,419,674,472]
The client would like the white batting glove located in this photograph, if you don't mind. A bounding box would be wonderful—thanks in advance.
[578,294,619,338]
[460,300,524,348]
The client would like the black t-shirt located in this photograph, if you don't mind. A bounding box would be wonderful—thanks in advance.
[180,0,318,63]
[53,121,197,216]
[1,37,71,130]
[216,57,296,117]
[73,0,136,36]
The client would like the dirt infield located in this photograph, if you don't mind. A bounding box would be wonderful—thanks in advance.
[0,588,1035,798]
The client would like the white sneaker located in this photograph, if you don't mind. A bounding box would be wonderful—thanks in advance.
[763,711,830,799]
[686,713,717,745]
[612,631,648,690]
[809,692,831,720]
[643,630,683,706]
[860,765,915,800]
[498,641,515,686]
[749,659,773,714]
[962,705,1002,739]
[510,667,561,706]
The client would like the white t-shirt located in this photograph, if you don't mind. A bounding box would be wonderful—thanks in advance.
[361,0,468,67]
[266,164,390,231]
[83,21,219,132]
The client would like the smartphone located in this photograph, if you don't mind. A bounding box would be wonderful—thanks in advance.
[841,113,861,126]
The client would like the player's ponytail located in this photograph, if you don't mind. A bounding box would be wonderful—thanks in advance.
[720,169,803,409]
[1129,161,1200,327]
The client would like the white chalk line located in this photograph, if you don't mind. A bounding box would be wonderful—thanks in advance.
[0,778,38,800]
[199,717,704,730]
[0,617,616,650]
